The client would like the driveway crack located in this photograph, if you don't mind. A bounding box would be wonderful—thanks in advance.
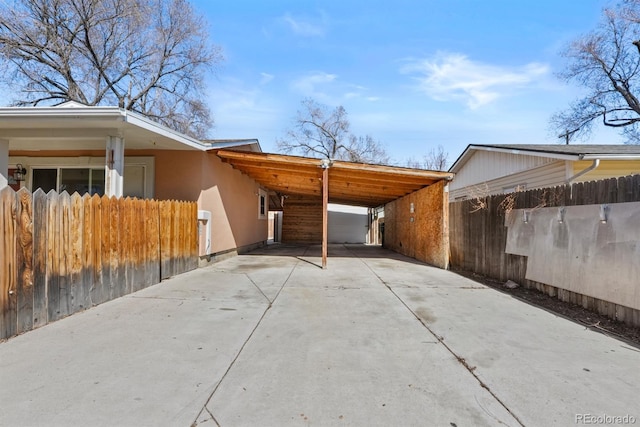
[191,251,303,427]
[344,246,525,427]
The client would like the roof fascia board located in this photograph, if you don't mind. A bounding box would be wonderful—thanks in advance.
[123,110,207,151]
[205,139,262,151]
[0,106,210,151]
[0,105,124,119]
[471,145,580,161]
[581,154,640,160]
[449,145,580,173]
[332,160,453,180]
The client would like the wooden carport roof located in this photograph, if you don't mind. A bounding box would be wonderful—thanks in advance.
[216,150,454,207]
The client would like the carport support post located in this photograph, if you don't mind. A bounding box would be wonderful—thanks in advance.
[322,163,329,269]
[0,139,8,189]
[105,136,124,198]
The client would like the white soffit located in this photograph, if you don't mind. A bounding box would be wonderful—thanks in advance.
[0,105,208,151]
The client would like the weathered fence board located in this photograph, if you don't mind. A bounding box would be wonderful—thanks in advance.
[32,189,48,328]
[90,194,105,305]
[15,188,33,334]
[0,188,198,340]
[70,192,85,314]
[46,190,61,322]
[0,187,17,339]
[58,191,71,320]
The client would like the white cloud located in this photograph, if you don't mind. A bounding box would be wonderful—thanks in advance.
[260,73,274,85]
[401,53,549,109]
[281,12,326,37]
[291,72,337,98]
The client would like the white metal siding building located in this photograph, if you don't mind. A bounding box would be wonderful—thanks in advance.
[448,144,640,200]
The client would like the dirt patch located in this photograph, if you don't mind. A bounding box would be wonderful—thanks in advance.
[453,269,640,348]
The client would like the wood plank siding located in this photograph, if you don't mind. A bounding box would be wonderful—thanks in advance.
[281,196,323,243]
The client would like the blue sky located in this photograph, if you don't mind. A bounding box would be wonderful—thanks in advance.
[194,0,622,165]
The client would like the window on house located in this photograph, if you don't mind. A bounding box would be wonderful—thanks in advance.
[32,167,105,196]
[258,189,267,219]
[32,169,58,193]
[13,156,154,198]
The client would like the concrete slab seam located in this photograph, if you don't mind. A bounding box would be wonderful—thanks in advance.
[387,284,526,427]
[343,246,526,427]
[191,249,306,427]
[244,273,273,304]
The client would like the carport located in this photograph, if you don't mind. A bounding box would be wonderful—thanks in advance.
[215,150,453,268]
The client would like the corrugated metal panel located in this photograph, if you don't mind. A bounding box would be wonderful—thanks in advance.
[328,210,368,243]
[450,150,556,191]
[573,160,640,182]
[450,161,566,200]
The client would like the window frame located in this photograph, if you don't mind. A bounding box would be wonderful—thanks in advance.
[8,156,155,198]
[258,188,267,219]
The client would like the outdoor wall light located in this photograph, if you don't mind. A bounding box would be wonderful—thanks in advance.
[320,158,333,169]
[557,207,565,224]
[410,202,415,213]
[599,204,609,223]
[13,164,27,181]
[523,210,530,224]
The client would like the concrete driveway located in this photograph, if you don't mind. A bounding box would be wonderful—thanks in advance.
[0,244,638,427]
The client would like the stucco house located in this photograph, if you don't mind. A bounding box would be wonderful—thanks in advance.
[1,103,454,268]
[448,144,640,201]
[0,102,269,260]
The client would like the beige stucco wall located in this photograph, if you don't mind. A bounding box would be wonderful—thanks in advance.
[135,150,268,255]
[199,152,268,254]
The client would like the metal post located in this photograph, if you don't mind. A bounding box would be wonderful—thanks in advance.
[322,164,329,269]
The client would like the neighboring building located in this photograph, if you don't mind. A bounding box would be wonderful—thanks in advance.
[327,204,368,244]
[448,144,640,200]
[0,103,268,260]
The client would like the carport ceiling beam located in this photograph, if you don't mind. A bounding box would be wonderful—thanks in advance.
[215,149,454,207]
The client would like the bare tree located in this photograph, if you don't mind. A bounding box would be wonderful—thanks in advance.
[0,0,222,138]
[551,0,640,143]
[277,98,390,164]
[405,145,449,170]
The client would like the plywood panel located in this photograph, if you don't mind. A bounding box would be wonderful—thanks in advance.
[383,181,449,268]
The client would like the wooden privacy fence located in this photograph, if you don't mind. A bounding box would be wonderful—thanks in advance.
[0,187,198,340]
[449,174,640,324]
[450,174,640,280]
